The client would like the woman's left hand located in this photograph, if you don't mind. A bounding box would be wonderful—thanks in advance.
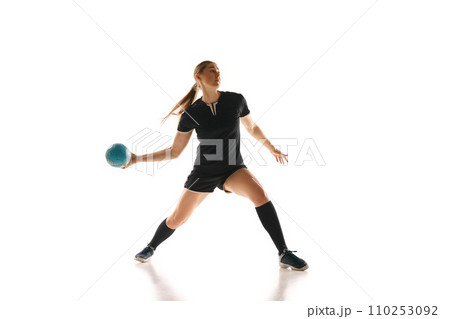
[269,146,288,164]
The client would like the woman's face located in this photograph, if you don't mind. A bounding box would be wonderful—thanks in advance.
[197,63,221,89]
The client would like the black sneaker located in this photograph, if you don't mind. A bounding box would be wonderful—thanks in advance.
[279,249,309,271]
[135,245,155,263]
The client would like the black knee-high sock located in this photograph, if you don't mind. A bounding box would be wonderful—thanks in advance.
[148,218,175,249]
[255,200,288,255]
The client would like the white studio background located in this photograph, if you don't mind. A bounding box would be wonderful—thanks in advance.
[1,0,449,318]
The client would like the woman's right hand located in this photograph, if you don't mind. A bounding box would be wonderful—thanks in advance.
[121,153,138,169]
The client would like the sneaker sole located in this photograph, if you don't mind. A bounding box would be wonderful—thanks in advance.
[135,256,151,263]
[279,262,309,271]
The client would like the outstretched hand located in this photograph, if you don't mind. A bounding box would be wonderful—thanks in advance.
[121,153,138,169]
[269,146,288,164]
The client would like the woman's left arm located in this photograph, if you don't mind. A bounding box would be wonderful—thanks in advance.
[240,114,288,164]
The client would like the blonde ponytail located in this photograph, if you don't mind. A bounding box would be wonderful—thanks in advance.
[159,60,215,126]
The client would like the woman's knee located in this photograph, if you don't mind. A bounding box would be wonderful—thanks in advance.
[166,212,190,229]
[250,189,270,207]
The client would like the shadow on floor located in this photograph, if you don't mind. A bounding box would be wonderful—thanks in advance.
[268,268,309,301]
[134,262,185,301]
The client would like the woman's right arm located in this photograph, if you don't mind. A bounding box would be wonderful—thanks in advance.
[122,130,193,169]
[139,129,193,162]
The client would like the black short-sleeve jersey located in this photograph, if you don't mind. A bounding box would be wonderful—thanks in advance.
[240,94,250,118]
[176,91,251,175]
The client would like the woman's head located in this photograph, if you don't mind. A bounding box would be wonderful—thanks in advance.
[194,61,221,92]
[160,60,220,125]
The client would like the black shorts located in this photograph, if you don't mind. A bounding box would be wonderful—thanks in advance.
[183,165,248,194]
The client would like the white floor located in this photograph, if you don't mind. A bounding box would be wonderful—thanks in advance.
[73,195,371,303]
[67,188,449,319]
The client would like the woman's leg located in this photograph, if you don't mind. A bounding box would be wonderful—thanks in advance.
[166,188,210,229]
[223,168,308,270]
[152,188,210,248]
[135,188,210,262]
[223,168,287,253]
[223,168,269,206]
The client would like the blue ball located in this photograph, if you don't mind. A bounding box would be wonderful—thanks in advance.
[105,143,131,168]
